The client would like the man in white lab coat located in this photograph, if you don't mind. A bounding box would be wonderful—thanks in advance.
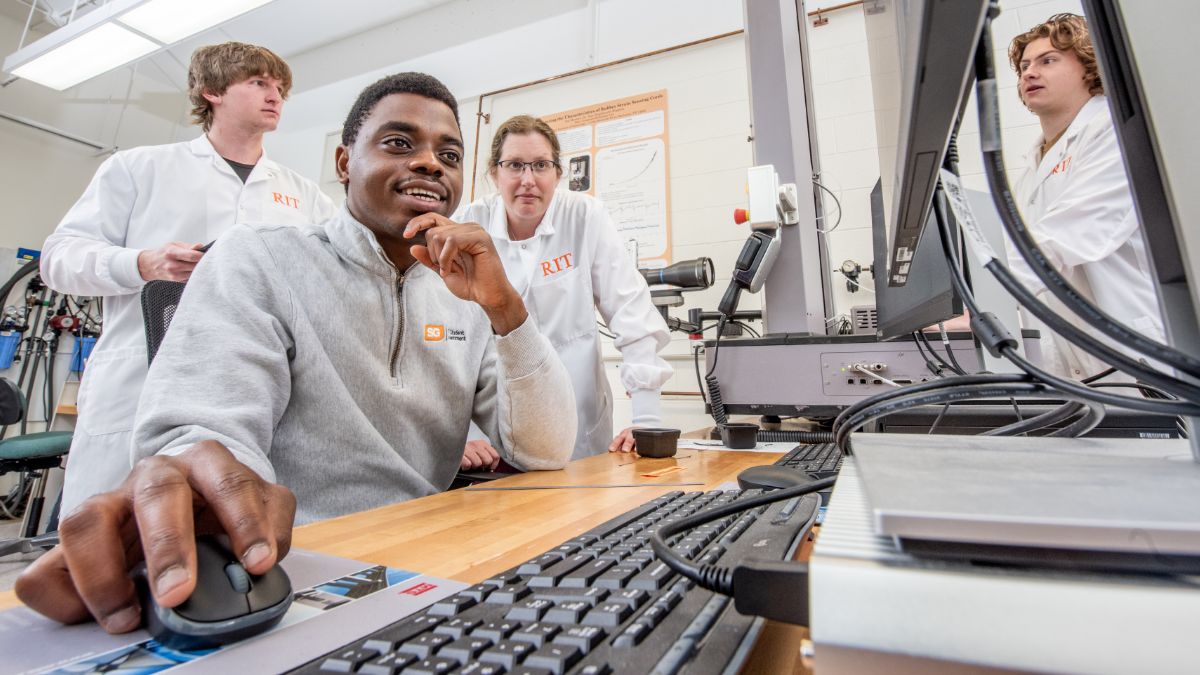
[1006,13,1165,379]
[40,42,335,512]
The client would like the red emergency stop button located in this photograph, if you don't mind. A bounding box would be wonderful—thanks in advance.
[733,208,749,224]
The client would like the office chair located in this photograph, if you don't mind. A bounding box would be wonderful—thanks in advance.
[0,377,73,557]
[141,280,187,365]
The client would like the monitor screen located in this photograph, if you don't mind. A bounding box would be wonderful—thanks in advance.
[871,179,963,339]
[865,0,988,288]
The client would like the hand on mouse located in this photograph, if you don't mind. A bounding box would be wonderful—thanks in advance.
[14,440,296,634]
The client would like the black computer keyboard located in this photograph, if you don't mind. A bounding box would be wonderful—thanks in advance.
[774,442,843,478]
[293,488,817,675]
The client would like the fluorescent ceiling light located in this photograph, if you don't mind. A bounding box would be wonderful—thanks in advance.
[2,0,277,91]
[10,22,158,91]
[119,0,276,45]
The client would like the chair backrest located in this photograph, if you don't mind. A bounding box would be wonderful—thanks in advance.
[141,280,187,365]
[0,377,25,426]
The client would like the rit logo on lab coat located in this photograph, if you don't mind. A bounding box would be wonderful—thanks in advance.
[272,192,301,209]
[541,252,574,277]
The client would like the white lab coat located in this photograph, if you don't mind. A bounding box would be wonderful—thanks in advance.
[1007,95,1165,379]
[41,135,335,511]
[458,191,672,459]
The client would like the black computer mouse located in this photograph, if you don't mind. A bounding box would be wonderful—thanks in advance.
[134,535,293,650]
[737,465,817,491]
[738,466,833,506]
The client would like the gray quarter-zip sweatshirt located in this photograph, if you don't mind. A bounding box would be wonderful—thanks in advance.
[132,207,577,523]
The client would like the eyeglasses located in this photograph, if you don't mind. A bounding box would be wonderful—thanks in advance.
[496,159,559,176]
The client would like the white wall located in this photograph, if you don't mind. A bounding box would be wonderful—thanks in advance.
[0,13,191,252]
[266,0,744,191]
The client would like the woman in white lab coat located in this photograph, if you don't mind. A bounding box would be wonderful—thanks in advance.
[457,115,672,462]
[40,43,335,512]
[1006,14,1164,379]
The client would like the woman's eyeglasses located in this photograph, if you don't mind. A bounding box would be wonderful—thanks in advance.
[496,159,559,175]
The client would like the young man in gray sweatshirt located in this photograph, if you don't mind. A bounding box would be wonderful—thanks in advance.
[16,73,577,634]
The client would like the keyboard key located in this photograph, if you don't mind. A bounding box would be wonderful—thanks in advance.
[594,565,638,589]
[628,561,674,590]
[433,617,481,639]
[397,633,452,659]
[577,665,612,675]
[509,668,554,675]
[581,602,633,627]
[472,620,520,642]
[560,559,613,587]
[549,542,582,557]
[457,663,506,675]
[531,587,608,607]
[438,635,493,662]
[505,598,553,622]
[479,640,536,669]
[542,600,590,624]
[637,604,669,628]
[363,639,395,654]
[357,651,415,675]
[483,571,523,588]
[320,646,379,672]
[567,534,600,547]
[611,621,652,648]
[458,583,493,602]
[605,588,648,609]
[529,553,595,587]
[486,584,531,604]
[517,552,564,575]
[512,621,561,647]
[552,626,606,654]
[654,588,682,612]
[428,594,477,616]
[403,656,459,674]
[523,643,582,674]
[373,614,442,646]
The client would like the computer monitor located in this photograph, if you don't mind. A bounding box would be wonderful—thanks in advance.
[1081,0,1200,455]
[865,0,989,288]
[870,178,963,339]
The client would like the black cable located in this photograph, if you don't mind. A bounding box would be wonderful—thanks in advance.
[1088,381,1176,400]
[1081,367,1118,384]
[982,401,1086,436]
[732,321,761,338]
[930,160,1200,410]
[705,317,730,425]
[927,403,951,434]
[937,323,968,374]
[832,373,1033,450]
[0,261,39,312]
[1049,399,1107,438]
[757,430,835,443]
[977,217,1200,401]
[917,330,956,374]
[972,16,1200,380]
[998,344,1199,415]
[650,480,831,609]
[912,332,947,377]
[1009,397,1025,436]
[692,343,707,406]
[836,382,1092,451]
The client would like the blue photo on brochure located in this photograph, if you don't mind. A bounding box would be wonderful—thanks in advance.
[42,639,216,674]
[313,565,417,598]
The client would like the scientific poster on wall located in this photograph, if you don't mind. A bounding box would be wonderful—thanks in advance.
[542,90,672,267]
